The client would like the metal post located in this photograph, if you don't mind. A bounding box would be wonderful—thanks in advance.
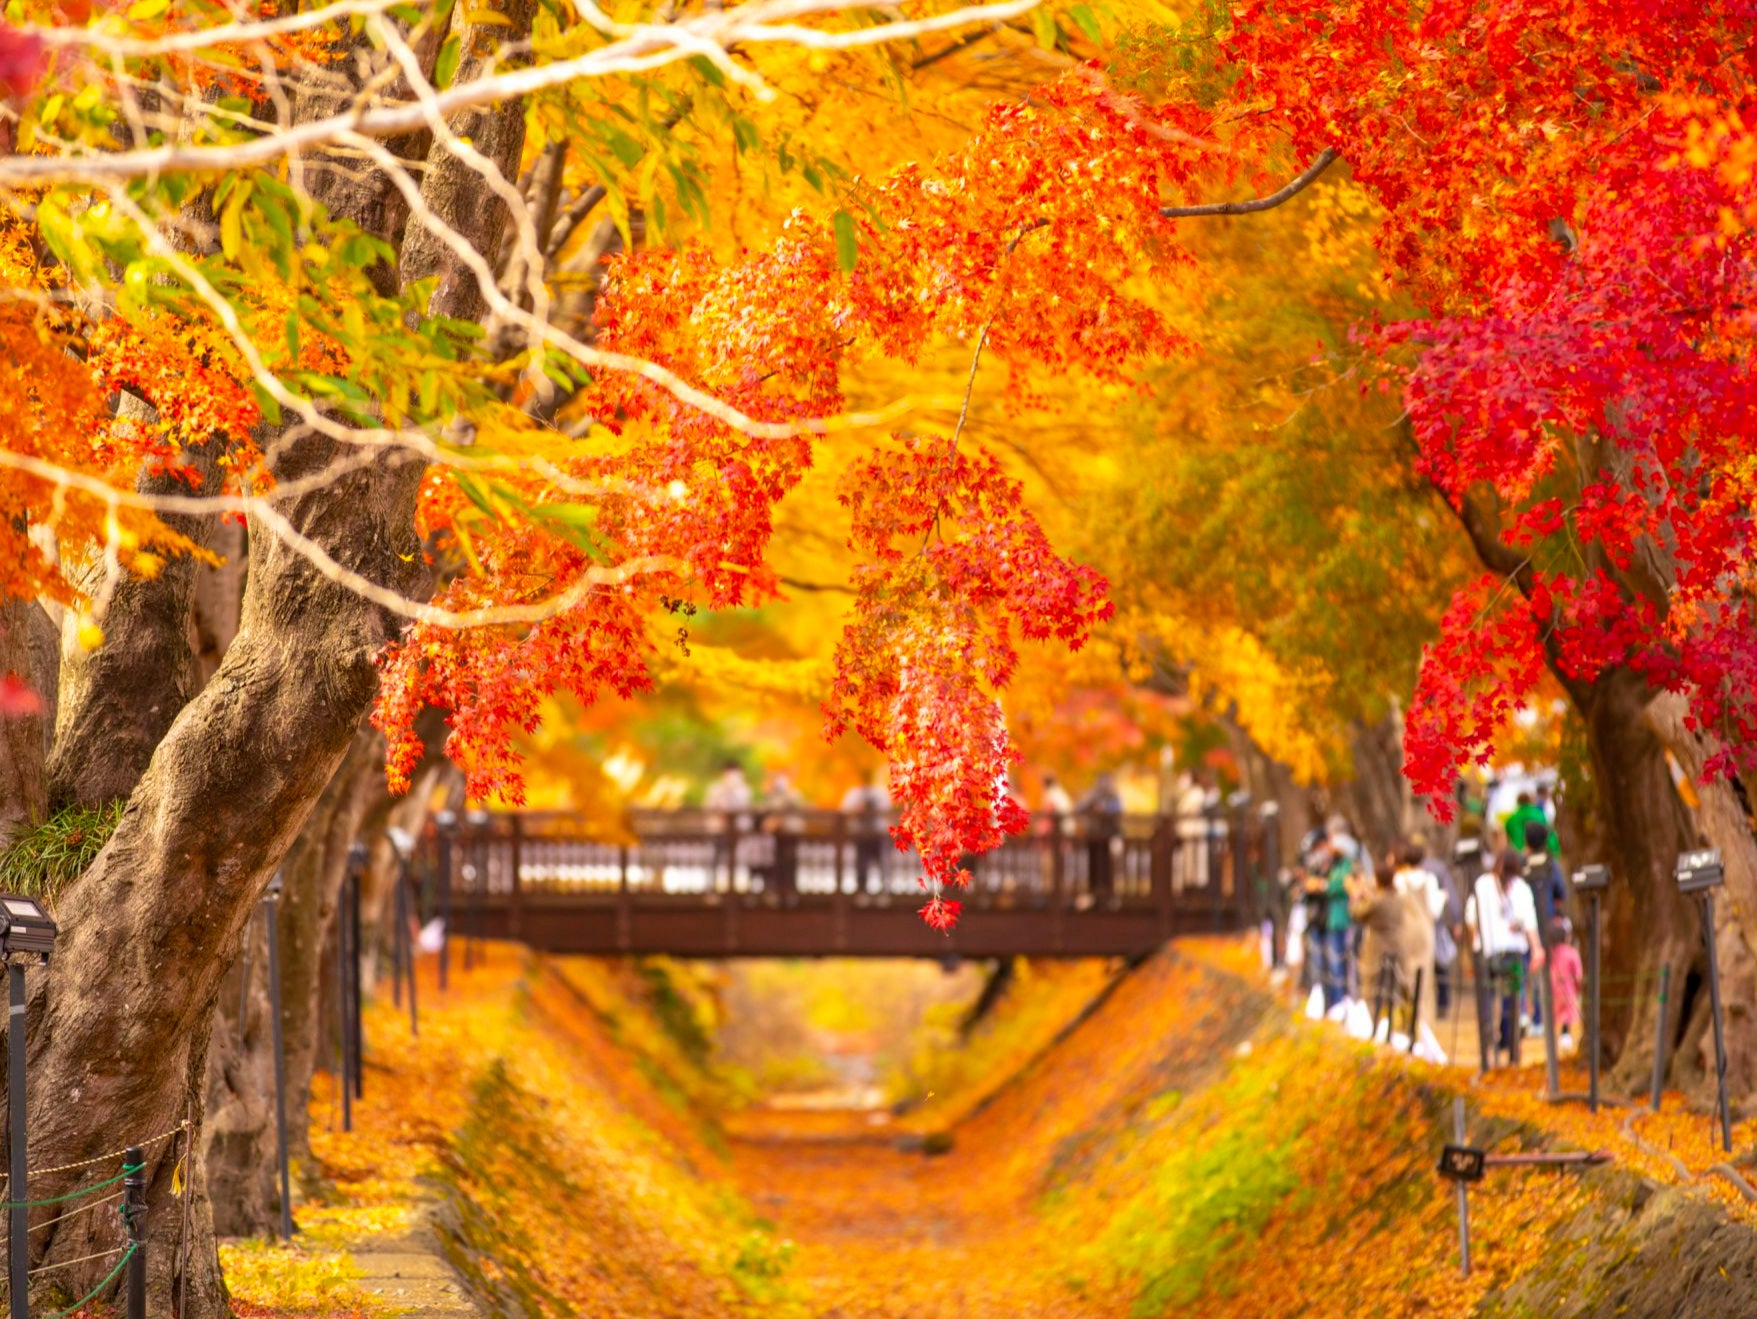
[1471,943,1493,1074]
[349,871,364,1101]
[264,891,293,1241]
[436,819,453,993]
[391,868,405,1010]
[1587,890,1602,1114]
[1205,804,1222,933]
[403,865,419,1039]
[1409,967,1423,1055]
[8,961,27,1319]
[1453,1095,1470,1277]
[123,1144,146,1319]
[236,905,254,1030]
[336,905,351,1133]
[1699,893,1733,1153]
[509,815,524,938]
[1650,962,1671,1112]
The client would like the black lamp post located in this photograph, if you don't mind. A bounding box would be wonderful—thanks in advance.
[0,893,56,1319]
[388,828,419,1038]
[1677,848,1731,1152]
[1453,838,1492,1073]
[1572,864,1609,1113]
[262,871,293,1241]
[435,811,456,992]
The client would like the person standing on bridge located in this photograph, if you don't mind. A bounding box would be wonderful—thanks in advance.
[841,770,892,894]
[761,772,806,902]
[704,760,754,892]
[1077,772,1124,906]
[1038,772,1074,893]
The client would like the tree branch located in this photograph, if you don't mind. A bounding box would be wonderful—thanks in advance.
[1160,147,1339,219]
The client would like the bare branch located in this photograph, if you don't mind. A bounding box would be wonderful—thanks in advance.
[1159,148,1340,219]
[3,0,1046,185]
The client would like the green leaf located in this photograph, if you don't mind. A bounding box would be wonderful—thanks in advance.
[603,125,645,170]
[688,54,726,87]
[1030,6,1059,49]
[218,178,252,261]
[1067,4,1102,44]
[248,380,283,426]
[832,210,858,272]
[434,34,462,90]
[527,501,609,561]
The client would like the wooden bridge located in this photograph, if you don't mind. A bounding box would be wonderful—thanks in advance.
[427,806,1275,960]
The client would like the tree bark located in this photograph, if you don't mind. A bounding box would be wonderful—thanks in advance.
[1576,668,1702,1098]
[1643,691,1757,1107]
[45,435,225,812]
[13,4,533,1307]
[0,597,53,833]
[202,726,383,1236]
[1337,713,1413,863]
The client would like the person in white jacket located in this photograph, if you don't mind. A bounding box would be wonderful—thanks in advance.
[1391,841,1446,1027]
[1465,849,1539,1058]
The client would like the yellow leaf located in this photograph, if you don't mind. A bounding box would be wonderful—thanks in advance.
[76,618,104,651]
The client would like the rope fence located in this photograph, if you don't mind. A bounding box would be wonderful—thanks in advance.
[0,1131,164,1318]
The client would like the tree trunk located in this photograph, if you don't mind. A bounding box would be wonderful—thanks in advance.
[1581,668,1703,1099]
[1337,712,1414,863]
[202,727,383,1235]
[45,435,224,813]
[0,598,53,832]
[20,425,427,1312]
[14,3,532,1307]
[1643,691,1757,1108]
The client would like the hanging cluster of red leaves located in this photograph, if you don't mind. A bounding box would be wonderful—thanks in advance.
[376,77,1238,923]
[1215,0,1757,805]
[826,436,1111,924]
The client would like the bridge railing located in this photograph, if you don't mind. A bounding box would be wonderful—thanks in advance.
[426,805,1280,926]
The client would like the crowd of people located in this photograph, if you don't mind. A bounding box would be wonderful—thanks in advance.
[1282,790,1584,1065]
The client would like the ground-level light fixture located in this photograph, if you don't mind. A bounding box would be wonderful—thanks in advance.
[1676,848,1724,894]
[1,892,56,1319]
[0,894,56,960]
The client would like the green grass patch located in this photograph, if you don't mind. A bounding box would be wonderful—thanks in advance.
[0,801,124,904]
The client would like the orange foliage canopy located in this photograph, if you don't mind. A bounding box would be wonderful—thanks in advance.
[374,77,1251,925]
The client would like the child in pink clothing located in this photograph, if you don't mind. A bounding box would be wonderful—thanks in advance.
[1547,919,1584,1046]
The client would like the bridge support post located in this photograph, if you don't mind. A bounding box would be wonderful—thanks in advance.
[1151,815,1173,941]
[617,845,631,953]
[509,814,524,941]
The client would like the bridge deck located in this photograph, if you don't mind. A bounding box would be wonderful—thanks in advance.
[432,808,1269,958]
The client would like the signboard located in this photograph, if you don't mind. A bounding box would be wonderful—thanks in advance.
[1438,1144,1487,1184]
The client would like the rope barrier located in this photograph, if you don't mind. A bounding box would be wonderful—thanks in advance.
[0,1163,139,1211]
[37,1243,135,1319]
[0,1188,126,1246]
[27,1244,127,1278]
[23,1121,188,1181]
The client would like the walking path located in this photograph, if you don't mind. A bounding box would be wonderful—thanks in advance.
[231,938,1757,1319]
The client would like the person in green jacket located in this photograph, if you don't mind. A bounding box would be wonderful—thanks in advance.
[1316,846,1356,1009]
[1503,792,1558,854]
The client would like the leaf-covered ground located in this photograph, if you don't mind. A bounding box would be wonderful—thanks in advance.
[230,939,1757,1318]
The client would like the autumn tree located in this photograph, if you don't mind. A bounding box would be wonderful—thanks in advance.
[0,0,1192,1309]
[1198,0,1757,1097]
